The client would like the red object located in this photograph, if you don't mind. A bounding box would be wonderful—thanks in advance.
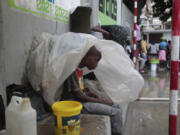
[169,0,180,135]
[134,8,137,16]
[170,61,179,90]
[76,68,83,79]
[133,37,136,44]
[172,0,180,36]
[169,115,178,135]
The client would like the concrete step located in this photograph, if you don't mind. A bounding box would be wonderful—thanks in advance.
[37,114,111,135]
[80,114,111,135]
[123,101,180,135]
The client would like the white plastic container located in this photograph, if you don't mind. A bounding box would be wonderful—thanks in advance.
[5,96,37,135]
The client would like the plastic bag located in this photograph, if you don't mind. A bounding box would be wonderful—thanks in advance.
[26,32,144,105]
[94,40,144,103]
[27,32,97,105]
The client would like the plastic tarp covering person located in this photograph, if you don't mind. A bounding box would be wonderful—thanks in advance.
[26,32,144,105]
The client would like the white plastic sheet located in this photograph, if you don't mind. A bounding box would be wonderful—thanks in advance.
[95,40,144,103]
[27,32,144,105]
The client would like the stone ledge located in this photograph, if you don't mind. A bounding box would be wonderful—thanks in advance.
[37,114,111,135]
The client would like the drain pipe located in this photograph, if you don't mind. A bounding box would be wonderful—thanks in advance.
[169,0,180,135]
[133,0,137,68]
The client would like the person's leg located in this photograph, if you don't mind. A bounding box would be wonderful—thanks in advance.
[139,57,146,72]
[159,61,162,68]
[83,102,123,134]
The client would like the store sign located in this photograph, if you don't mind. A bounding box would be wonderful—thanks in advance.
[9,0,80,23]
[99,0,117,25]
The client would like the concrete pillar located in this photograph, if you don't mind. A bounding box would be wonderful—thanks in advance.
[0,0,70,103]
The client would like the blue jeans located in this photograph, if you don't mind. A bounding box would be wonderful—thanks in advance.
[82,102,123,134]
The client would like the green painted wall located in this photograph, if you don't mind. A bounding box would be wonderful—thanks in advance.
[99,0,117,25]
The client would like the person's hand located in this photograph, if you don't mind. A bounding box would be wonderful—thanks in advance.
[103,32,110,40]
[96,94,102,99]
[102,99,113,106]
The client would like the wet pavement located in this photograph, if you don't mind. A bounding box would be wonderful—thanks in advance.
[139,69,180,98]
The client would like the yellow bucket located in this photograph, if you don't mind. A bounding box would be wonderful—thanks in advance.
[52,101,83,135]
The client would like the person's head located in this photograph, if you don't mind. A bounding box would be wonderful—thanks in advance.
[168,40,171,44]
[137,18,141,25]
[151,41,155,45]
[79,46,102,70]
[126,40,131,45]
[160,37,165,42]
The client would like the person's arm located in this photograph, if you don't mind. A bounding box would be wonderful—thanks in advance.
[85,89,100,98]
[73,91,113,106]
[67,71,113,106]
[91,26,110,40]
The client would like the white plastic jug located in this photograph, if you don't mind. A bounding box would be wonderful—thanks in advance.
[5,96,37,135]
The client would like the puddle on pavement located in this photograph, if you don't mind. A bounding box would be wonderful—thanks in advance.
[139,70,180,98]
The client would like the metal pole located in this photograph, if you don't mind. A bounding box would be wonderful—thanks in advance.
[133,0,137,68]
[169,0,180,135]
[137,98,180,101]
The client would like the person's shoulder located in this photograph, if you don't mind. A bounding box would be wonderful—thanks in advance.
[67,70,77,79]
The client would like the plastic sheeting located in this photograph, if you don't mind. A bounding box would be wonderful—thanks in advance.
[26,32,144,105]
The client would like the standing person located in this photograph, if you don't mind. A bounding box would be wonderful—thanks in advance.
[159,37,167,70]
[125,40,132,58]
[136,19,141,44]
[166,40,171,58]
[136,19,142,56]
[61,46,123,135]
[149,41,159,59]
[166,40,171,69]
[141,39,149,60]
[139,39,149,73]
[159,37,167,51]
[158,45,166,70]
[136,19,143,71]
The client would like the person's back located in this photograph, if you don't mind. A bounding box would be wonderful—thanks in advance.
[150,43,158,54]
[141,40,148,54]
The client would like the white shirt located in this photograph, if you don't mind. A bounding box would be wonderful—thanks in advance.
[126,45,132,56]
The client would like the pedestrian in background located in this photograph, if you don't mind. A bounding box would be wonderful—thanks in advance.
[159,45,166,70]
[125,40,132,58]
